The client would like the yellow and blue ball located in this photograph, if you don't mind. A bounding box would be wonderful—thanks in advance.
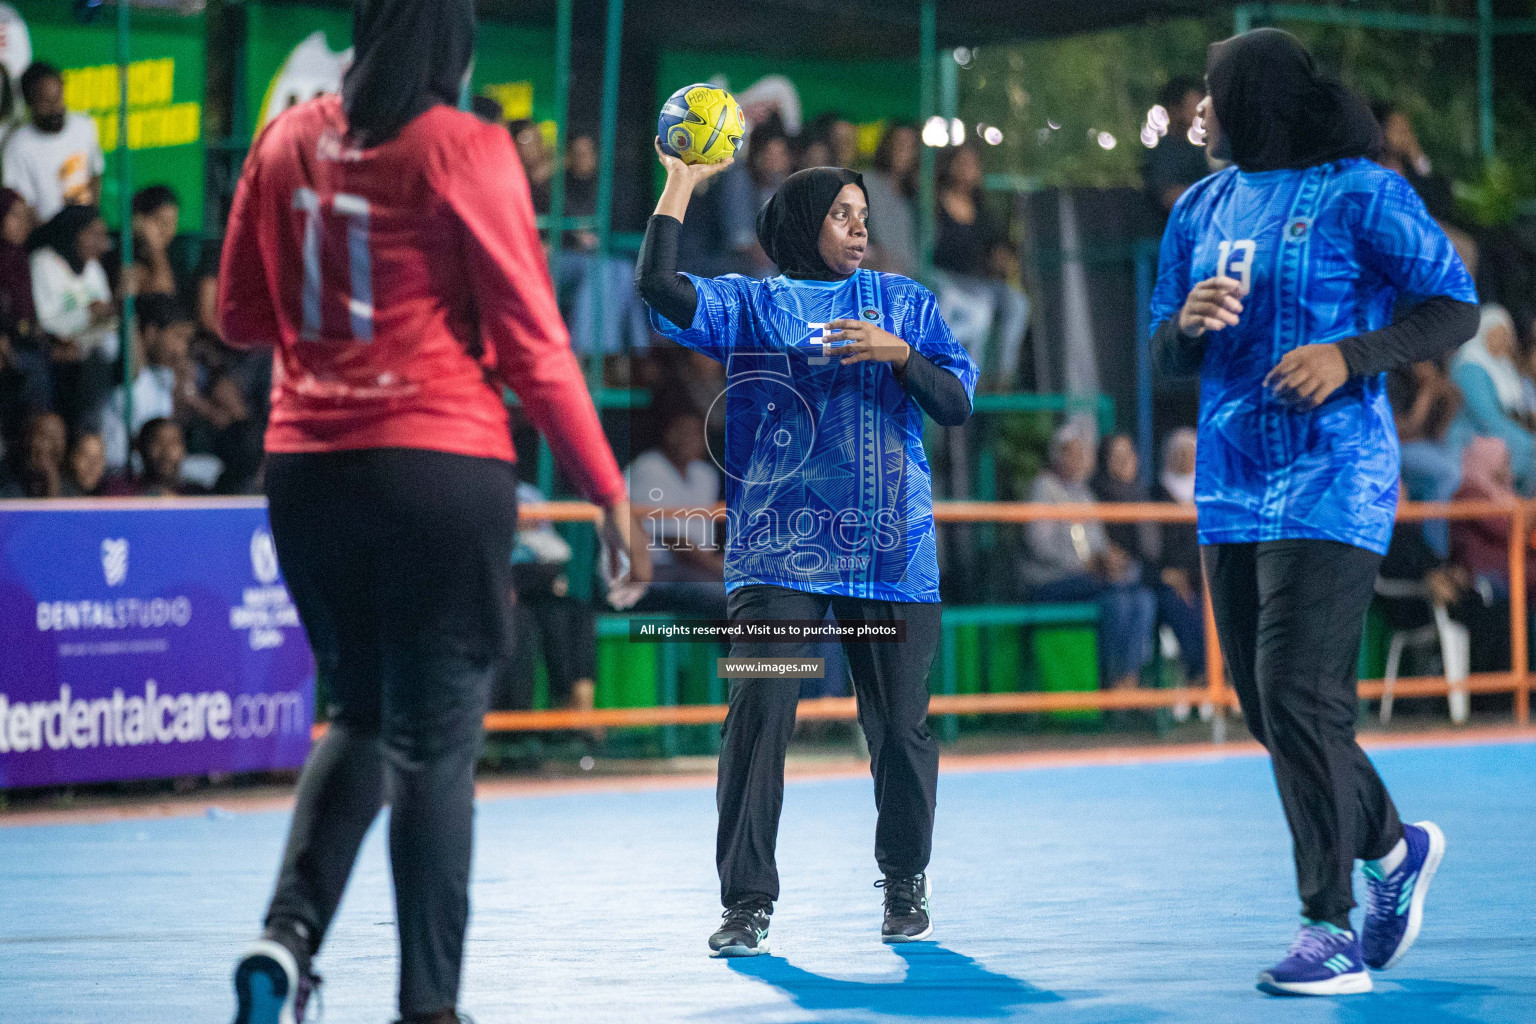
[658,84,745,165]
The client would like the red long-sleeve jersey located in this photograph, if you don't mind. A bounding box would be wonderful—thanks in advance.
[218,96,625,504]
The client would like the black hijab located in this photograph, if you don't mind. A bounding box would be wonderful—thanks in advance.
[755,166,866,280]
[341,0,475,148]
[1206,28,1380,172]
[29,204,101,276]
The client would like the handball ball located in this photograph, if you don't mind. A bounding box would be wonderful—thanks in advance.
[658,84,744,165]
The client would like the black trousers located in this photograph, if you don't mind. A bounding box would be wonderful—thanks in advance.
[1204,539,1405,927]
[717,585,942,907]
[263,449,517,1019]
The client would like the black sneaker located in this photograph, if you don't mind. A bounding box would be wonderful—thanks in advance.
[709,898,772,957]
[877,873,933,943]
[232,926,322,1024]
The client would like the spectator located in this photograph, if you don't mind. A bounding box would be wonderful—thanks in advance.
[933,143,1029,390]
[119,185,181,298]
[9,410,66,498]
[862,121,919,278]
[100,295,189,472]
[1143,76,1211,215]
[0,187,44,444]
[795,132,831,171]
[1390,359,1463,555]
[1449,437,1534,620]
[627,407,727,618]
[1152,428,1205,680]
[1373,102,1478,277]
[741,120,792,276]
[508,118,553,214]
[133,417,199,497]
[61,431,106,496]
[1091,433,1158,563]
[2,63,103,221]
[650,344,726,454]
[745,122,792,212]
[1448,305,1535,494]
[497,481,599,713]
[674,153,757,279]
[29,204,117,431]
[1021,425,1155,689]
[563,133,599,250]
[804,111,859,169]
[549,132,650,364]
[0,63,19,154]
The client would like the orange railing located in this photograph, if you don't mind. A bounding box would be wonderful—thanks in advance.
[479,498,1530,733]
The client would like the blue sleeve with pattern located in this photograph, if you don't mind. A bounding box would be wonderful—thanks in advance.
[647,273,746,362]
[1352,172,1477,304]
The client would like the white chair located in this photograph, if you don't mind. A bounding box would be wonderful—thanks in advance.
[1375,577,1471,725]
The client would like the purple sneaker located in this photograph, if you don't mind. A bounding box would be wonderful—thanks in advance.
[233,937,322,1024]
[1362,820,1446,970]
[1256,922,1372,996]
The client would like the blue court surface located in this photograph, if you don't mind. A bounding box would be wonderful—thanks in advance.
[2,738,1533,1024]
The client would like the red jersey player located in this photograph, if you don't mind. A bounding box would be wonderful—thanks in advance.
[223,2,640,1023]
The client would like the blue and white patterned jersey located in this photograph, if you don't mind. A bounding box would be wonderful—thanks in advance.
[1151,158,1476,554]
[650,269,977,602]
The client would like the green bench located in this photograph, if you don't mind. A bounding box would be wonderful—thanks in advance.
[935,603,1101,741]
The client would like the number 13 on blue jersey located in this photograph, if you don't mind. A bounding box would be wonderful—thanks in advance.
[293,187,374,342]
[1216,239,1256,293]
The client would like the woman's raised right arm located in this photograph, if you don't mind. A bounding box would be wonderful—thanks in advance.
[636,140,733,330]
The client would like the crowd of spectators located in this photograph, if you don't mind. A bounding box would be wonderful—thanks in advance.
[0,61,263,501]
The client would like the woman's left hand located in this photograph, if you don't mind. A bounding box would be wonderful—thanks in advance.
[1265,342,1349,407]
[823,319,910,370]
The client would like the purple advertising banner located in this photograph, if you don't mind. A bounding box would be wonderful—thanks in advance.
[0,498,315,789]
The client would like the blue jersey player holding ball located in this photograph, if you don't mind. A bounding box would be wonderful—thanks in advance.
[1152,30,1478,995]
[637,138,977,956]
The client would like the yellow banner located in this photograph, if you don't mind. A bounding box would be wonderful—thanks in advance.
[96,103,202,151]
[63,58,177,113]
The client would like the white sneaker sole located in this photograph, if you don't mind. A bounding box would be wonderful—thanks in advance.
[233,939,300,1024]
[710,940,770,958]
[1378,820,1446,970]
[1257,969,1373,996]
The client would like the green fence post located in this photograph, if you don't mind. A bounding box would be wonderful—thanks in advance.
[939,616,958,743]
[916,0,937,284]
[117,0,134,443]
[1477,0,1495,160]
[591,0,625,389]
[548,0,573,290]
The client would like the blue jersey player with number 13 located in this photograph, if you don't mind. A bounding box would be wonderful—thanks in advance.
[1151,29,1478,996]
[637,135,977,956]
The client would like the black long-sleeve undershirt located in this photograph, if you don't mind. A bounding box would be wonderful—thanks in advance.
[635,214,972,426]
[1152,294,1479,379]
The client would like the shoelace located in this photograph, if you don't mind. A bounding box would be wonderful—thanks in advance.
[1363,871,1406,919]
[720,901,770,931]
[1286,925,1340,960]
[297,970,323,1024]
[876,875,925,916]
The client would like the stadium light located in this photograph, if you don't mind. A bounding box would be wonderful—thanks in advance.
[922,116,949,147]
[1097,131,1117,150]
[983,126,1004,146]
[949,118,964,146]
